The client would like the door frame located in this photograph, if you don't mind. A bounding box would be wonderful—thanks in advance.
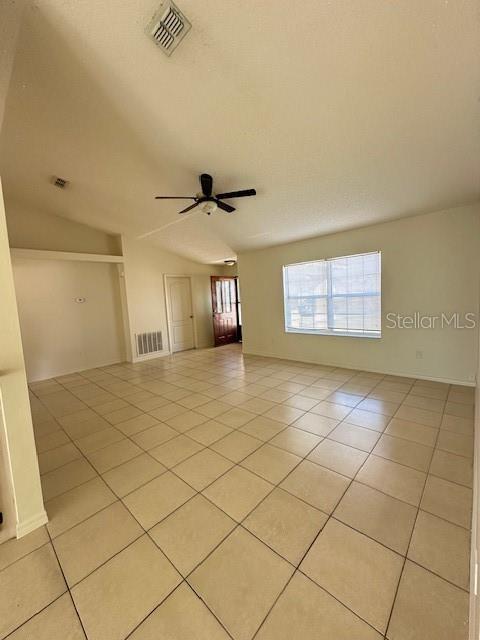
[163,274,197,354]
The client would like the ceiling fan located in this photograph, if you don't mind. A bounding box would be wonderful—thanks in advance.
[154,173,256,215]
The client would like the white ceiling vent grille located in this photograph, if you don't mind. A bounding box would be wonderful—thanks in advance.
[146,1,191,56]
[136,331,163,356]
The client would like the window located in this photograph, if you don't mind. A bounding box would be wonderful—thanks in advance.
[283,251,381,338]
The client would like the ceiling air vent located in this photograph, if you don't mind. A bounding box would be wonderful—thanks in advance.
[146,1,191,56]
[52,176,69,189]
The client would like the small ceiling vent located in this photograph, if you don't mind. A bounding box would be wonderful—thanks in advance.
[52,176,69,189]
[146,1,191,56]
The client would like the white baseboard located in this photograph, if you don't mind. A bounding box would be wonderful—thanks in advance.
[242,348,476,387]
[16,509,48,538]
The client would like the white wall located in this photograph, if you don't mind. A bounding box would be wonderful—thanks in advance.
[6,199,121,255]
[121,235,224,359]
[12,258,126,381]
[239,204,480,384]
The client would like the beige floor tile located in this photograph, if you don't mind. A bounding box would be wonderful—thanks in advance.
[203,465,274,521]
[241,444,301,483]
[445,401,474,419]
[114,413,160,436]
[131,423,178,449]
[280,460,349,513]
[298,386,331,401]
[403,394,445,413]
[329,422,381,452]
[72,536,181,640]
[86,439,143,473]
[269,426,322,457]
[441,414,474,436]
[264,404,305,424]
[57,408,97,428]
[308,439,368,478]
[102,452,165,497]
[244,488,327,564]
[385,417,438,447]
[53,501,143,586]
[38,442,82,474]
[74,427,124,454]
[189,527,293,640]
[240,415,287,440]
[93,398,130,415]
[187,419,232,445]
[41,457,97,501]
[372,434,433,472]
[395,405,442,428]
[326,390,363,407]
[195,400,231,418]
[292,412,338,437]
[103,405,143,425]
[173,449,233,490]
[150,495,236,575]
[177,393,211,409]
[62,415,111,440]
[310,400,353,420]
[283,394,319,411]
[7,593,85,640]
[131,395,170,412]
[35,429,70,453]
[357,455,426,506]
[437,430,473,458]
[128,583,230,639]
[123,471,195,529]
[356,397,400,416]
[0,526,49,571]
[211,430,263,462]
[301,519,403,633]
[256,571,382,640]
[387,560,469,640]
[166,410,209,432]
[149,434,203,467]
[346,408,391,431]
[216,406,257,428]
[46,477,117,538]
[421,475,472,528]
[149,402,187,421]
[429,449,473,487]
[0,544,66,638]
[334,482,417,554]
[408,510,470,590]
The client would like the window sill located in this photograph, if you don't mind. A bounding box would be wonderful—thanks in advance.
[285,328,382,339]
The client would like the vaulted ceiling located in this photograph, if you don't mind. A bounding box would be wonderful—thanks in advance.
[1,0,479,263]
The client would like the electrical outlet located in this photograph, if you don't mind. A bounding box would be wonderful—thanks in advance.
[416,350,423,359]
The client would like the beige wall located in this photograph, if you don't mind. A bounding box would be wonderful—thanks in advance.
[0,0,47,540]
[12,258,126,381]
[121,235,223,359]
[6,199,121,255]
[239,204,480,384]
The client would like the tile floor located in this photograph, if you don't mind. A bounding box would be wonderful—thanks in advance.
[0,344,474,639]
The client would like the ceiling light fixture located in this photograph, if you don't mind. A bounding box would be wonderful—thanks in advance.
[224,259,236,266]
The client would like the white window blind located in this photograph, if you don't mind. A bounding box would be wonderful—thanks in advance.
[283,251,381,337]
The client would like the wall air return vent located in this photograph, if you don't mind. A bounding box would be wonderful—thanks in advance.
[135,331,163,356]
[146,1,191,56]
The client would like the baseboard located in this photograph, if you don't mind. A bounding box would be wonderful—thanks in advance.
[242,348,476,387]
[469,384,479,639]
[16,509,48,538]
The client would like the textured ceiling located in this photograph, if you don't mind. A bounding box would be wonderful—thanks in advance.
[1,0,479,263]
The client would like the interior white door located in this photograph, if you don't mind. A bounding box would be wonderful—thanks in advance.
[167,276,195,352]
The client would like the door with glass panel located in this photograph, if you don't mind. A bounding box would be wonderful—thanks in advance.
[211,276,239,346]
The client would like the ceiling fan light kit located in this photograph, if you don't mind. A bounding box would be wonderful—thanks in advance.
[154,173,257,216]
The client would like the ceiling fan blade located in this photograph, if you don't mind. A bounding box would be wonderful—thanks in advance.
[216,200,236,213]
[215,188,256,199]
[200,173,213,197]
[179,202,200,214]
[155,196,195,200]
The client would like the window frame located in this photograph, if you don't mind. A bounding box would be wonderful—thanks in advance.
[282,251,382,339]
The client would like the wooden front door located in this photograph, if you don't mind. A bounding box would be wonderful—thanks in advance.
[211,276,239,346]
